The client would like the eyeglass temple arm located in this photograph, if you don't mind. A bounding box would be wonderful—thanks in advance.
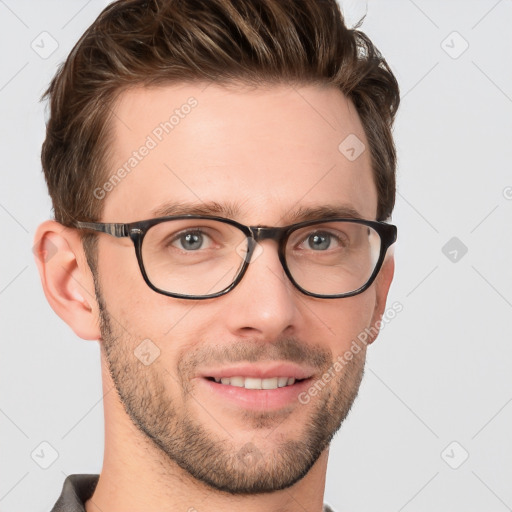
[74,221,128,238]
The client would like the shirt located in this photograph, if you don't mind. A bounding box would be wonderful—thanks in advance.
[50,474,338,512]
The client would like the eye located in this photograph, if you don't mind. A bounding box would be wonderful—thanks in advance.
[171,230,212,251]
[302,231,341,251]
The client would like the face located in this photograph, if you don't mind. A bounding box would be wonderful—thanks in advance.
[94,82,390,493]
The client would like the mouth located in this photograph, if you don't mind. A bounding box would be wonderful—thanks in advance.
[196,363,315,410]
[204,375,307,390]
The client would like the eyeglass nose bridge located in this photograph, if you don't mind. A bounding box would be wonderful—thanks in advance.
[249,225,287,243]
[242,226,288,265]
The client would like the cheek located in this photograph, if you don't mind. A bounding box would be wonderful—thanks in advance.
[308,290,377,356]
[98,241,144,294]
[98,268,214,365]
[97,241,173,329]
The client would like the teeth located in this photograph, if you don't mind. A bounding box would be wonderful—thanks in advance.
[262,377,278,389]
[278,377,289,387]
[245,377,263,390]
[229,376,244,387]
[212,376,298,389]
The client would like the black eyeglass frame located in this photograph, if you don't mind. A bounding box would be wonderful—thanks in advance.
[75,215,397,300]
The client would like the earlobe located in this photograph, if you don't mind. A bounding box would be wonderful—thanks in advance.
[34,220,101,341]
[367,254,395,345]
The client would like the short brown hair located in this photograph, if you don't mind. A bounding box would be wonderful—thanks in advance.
[42,0,399,229]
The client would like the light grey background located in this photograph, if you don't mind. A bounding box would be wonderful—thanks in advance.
[1,1,511,511]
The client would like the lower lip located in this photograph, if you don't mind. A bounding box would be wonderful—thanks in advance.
[198,377,312,411]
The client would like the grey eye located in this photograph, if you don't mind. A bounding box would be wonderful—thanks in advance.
[176,231,205,250]
[307,233,332,250]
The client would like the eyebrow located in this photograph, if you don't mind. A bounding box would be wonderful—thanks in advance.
[150,200,365,224]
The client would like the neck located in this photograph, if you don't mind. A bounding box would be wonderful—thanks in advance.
[85,360,330,512]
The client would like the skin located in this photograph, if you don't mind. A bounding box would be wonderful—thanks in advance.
[34,83,394,512]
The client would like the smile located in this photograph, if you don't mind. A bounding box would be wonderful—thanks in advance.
[206,376,304,389]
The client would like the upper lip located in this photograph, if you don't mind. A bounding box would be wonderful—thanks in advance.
[198,362,315,380]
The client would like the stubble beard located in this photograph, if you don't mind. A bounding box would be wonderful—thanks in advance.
[96,287,366,495]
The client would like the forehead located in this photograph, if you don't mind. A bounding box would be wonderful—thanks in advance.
[102,82,377,224]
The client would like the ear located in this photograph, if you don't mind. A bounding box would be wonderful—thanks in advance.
[33,220,101,340]
[366,251,395,345]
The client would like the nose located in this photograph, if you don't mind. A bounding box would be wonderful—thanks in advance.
[222,239,298,340]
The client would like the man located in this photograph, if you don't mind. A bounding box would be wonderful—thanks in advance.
[34,0,400,510]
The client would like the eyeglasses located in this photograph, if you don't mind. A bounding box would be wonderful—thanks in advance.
[75,215,397,300]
